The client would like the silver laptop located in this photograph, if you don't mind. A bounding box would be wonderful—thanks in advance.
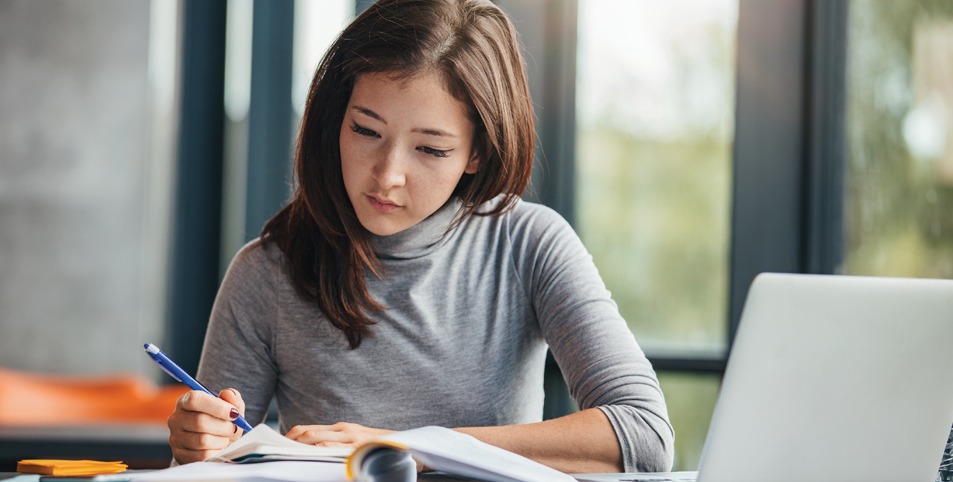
[576,272,953,482]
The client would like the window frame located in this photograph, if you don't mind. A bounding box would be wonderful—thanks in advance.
[729,0,848,345]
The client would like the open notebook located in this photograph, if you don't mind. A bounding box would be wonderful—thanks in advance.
[208,424,350,463]
[119,424,573,482]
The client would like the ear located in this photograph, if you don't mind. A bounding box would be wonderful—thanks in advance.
[464,152,480,174]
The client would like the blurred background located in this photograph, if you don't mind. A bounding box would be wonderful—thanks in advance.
[1,0,952,472]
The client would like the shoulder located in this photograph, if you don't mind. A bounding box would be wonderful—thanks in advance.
[508,198,567,224]
[497,197,577,245]
[221,238,285,291]
[467,196,585,272]
[231,237,283,267]
[473,195,569,231]
[208,238,288,332]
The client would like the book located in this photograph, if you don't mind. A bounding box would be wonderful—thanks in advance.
[346,426,576,482]
[208,424,575,482]
[209,424,350,463]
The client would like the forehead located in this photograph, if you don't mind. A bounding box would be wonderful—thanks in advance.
[348,71,474,135]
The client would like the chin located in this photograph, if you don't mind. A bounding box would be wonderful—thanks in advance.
[359,218,410,237]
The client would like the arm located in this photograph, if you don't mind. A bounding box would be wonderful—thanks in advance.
[455,407,622,473]
[509,203,675,472]
[168,240,281,463]
[286,401,626,473]
[195,240,280,426]
[284,409,620,473]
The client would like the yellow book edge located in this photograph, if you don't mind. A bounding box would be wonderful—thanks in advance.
[344,440,409,480]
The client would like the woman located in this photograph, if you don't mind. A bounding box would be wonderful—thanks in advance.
[167,0,674,474]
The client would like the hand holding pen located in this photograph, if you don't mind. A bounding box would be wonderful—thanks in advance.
[144,343,255,433]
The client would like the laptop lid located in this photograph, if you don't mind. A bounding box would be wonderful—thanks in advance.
[697,273,953,482]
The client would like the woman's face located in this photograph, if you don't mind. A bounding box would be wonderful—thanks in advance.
[340,70,479,237]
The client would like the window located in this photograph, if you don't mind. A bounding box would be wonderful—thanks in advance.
[576,0,736,356]
[220,0,351,259]
[575,0,738,469]
[844,1,953,279]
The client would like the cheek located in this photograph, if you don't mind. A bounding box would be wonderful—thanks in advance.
[338,138,362,186]
[433,169,464,191]
[415,165,467,201]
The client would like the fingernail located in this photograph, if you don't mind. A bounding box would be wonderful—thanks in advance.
[229,408,240,420]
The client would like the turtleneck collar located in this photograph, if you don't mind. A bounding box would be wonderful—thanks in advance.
[370,197,462,260]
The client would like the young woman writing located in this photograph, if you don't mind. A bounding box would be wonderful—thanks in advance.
[166,0,674,474]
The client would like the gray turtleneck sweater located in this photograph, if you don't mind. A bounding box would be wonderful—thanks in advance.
[195,197,674,472]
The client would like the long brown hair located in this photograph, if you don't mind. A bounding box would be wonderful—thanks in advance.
[262,0,535,348]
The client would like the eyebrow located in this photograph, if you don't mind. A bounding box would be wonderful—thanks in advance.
[352,106,385,123]
[351,105,459,138]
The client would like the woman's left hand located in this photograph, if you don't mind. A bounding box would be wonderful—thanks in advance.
[285,422,395,447]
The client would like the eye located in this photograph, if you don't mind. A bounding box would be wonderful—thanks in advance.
[417,146,450,158]
[350,123,379,138]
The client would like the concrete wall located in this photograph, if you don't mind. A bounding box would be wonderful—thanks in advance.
[0,0,171,377]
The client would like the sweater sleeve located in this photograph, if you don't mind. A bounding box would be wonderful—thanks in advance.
[509,203,675,472]
[194,239,279,427]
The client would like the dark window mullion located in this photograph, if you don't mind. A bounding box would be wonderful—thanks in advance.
[166,0,229,375]
[804,0,848,276]
[729,0,809,348]
[244,0,295,242]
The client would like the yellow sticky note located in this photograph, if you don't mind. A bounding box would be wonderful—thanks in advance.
[17,459,128,476]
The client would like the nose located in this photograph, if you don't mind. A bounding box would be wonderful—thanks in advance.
[372,142,406,190]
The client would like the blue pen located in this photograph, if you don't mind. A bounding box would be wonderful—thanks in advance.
[143,343,254,433]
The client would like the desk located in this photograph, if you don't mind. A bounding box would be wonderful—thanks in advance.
[0,471,693,482]
[0,474,477,481]
[0,425,172,471]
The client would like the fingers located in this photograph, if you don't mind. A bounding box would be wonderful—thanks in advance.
[287,425,355,446]
[168,429,234,461]
[170,447,226,465]
[285,423,335,440]
[286,425,354,447]
[285,421,360,437]
[219,387,246,415]
[167,390,244,464]
[177,390,243,424]
[216,388,248,439]
[286,422,393,447]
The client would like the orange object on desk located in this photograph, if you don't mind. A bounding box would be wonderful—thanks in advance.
[17,459,128,476]
[0,368,188,425]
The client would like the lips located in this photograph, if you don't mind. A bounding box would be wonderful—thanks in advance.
[366,194,401,213]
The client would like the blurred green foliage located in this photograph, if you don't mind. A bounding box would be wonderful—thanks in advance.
[576,127,731,354]
[575,126,730,472]
[573,0,953,472]
[657,372,721,471]
[845,0,953,278]
[574,1,736,471]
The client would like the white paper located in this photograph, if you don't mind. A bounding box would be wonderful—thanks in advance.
[573,471,699,482]
[125,461,347,482]
[210,424,351,463]
[372,426,577,482]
